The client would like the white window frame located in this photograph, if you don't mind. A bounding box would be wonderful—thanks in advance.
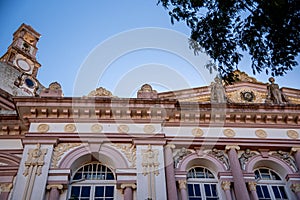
[68,162,116,200]
[255,168,288,200]
[187,167,219,200]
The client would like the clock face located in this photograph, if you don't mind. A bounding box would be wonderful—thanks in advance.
[16,59,31,71]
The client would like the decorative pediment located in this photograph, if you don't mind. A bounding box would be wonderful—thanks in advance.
[87,87,113,97]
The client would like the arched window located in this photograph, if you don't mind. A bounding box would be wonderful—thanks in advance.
[187,167,219,200]
[254,168,288,200]
[69,162,115,200]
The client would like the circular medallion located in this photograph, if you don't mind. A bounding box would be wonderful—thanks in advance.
[255,129,267,138]
[241,91,255,102]
[192,128,204,137]
[16,59,31,71]
[91,124,103,133]
[144,125,155,133]
[37,124,49,133]
[223,129,236,137]
[287,130,299,139]
[64,124,76,132]
[118,125,129,133]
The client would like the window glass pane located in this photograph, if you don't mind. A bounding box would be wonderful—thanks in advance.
[211,184,218,196]
[204,184,211,196]
[188,184,194,196]
[95,186,104,197]
[81,186,91,197]
[73,173,82,180]
[272,186,280,198]
[256,186,263,198]
[261,174,271,180]
[279,186,287,199]
[70,186,80,197]
[194,184,201,197]
[270,171,281,180]
[106,186,114,197]
[106,172,114,180]
[262,185,270,198]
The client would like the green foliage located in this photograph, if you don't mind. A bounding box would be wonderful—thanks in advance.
[157,0,300,80]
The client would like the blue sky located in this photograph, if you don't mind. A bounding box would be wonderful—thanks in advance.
[1,0,299,97]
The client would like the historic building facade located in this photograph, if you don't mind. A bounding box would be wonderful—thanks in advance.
[0,24,300,200]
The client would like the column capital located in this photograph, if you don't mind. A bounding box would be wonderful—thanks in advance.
[120,183,137,190]
[46,184,63,190]
[248,182,257,191]
[225,145,240,151]
[0,183,12,192]
[291,183,300,193]
[178,180,187,190]
[221,181,231,190]
[165,143,176,149]
[291,147,300,152]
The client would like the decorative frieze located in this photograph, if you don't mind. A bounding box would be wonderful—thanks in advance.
[51,143,81,168]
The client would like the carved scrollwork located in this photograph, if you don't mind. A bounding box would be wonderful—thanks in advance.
[110,143,136,167]
[51,143,81,168]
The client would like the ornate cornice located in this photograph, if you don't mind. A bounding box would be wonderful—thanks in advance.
[13,97,300,128]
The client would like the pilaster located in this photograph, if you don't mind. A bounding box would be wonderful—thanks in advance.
[121,183,136,200]
[225,145,250,200]
[221,181,232,200]
[164,143,178,200]
[136,143,167,200]
[248,182,259,200]
[11,143,55,200]
[178,179,188,200]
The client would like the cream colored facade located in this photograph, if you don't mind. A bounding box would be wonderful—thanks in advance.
[0,24,300,200]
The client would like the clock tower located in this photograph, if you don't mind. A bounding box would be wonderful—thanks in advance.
[0,24,45,99]
[0,23,41,77]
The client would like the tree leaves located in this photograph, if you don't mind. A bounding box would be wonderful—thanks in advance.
[157,0,300,81]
